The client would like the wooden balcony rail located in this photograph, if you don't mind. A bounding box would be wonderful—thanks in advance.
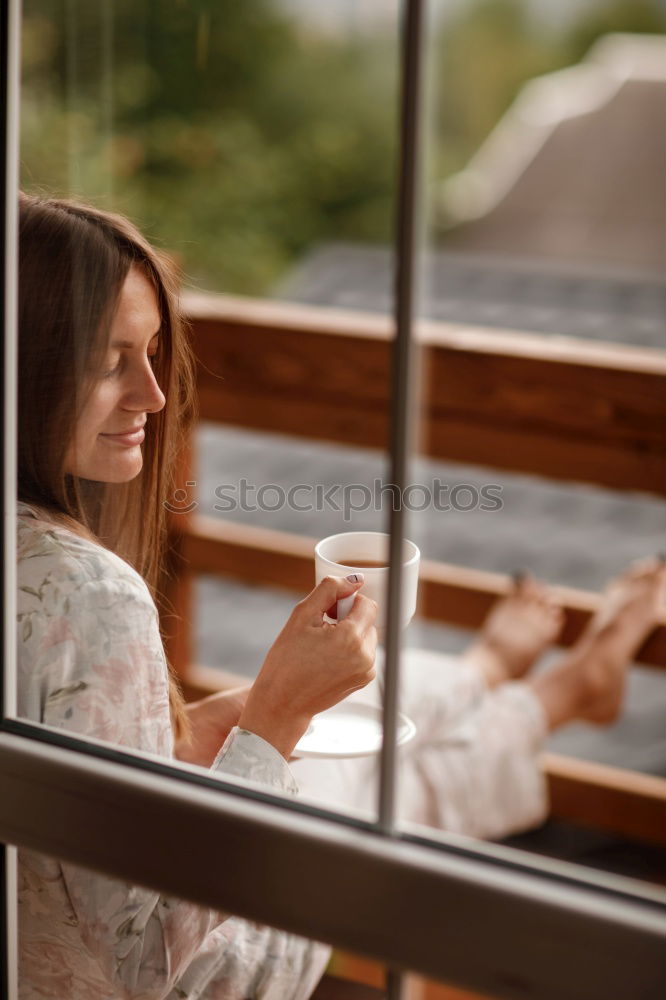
[312,970,492,1000]
[542,754,666,847]
[328,955,495,1000]
[312,974,385,1000]
[185,292,666,496]
[174,515,666,672]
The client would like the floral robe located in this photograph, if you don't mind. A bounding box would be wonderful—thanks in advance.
[16,502,329,1000]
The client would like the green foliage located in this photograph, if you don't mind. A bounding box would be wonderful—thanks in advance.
[429,0,666,180]
[429,0,565,179]
[564,0,666,64]
[21,0,397,293]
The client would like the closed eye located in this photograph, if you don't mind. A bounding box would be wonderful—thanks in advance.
[102,350,159,379]
[102,361,122,379]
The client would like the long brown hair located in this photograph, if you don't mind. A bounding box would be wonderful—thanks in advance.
[18,192,196,740]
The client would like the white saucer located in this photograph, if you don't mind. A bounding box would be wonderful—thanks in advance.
[292,701,417,759]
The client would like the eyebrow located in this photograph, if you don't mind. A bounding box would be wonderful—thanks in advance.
[111,332,161,349]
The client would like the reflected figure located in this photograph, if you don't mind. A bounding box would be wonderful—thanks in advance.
[293,565,665,838]
[15,193,665,1000]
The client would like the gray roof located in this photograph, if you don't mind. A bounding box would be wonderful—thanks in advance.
[276,242,666,349]
[440,34,666,281]
[442,75,666,280]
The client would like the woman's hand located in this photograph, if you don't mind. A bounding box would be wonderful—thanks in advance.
[238,574,377,759]
[176,685,252,767]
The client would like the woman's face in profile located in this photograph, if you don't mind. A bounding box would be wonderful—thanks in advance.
[64,265,165,483]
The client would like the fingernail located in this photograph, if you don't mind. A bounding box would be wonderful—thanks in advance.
[346,572,364,584]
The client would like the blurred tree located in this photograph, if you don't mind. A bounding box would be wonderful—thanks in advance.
[564,0,666,63]
[429,0,666,181]
[21,0,397,292]
[20,0,666,294]
[430,0,564,180]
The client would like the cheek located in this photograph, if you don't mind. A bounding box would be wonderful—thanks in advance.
[75,391,115,443]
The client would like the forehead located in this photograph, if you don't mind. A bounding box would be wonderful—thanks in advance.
[110,266,161,345]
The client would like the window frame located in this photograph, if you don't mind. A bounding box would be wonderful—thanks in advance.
[3,726,666,998]
[2,1,666,998]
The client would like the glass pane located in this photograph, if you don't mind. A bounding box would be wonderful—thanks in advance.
[15,13,665,996]
[11,3,666,998]
[394,0,666,895]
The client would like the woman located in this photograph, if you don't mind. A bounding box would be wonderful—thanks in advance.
[16,192,665,998]
[17,192,378,1000]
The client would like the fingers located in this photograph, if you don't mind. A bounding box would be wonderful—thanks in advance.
[343,591,378,633]
[363,627,379,666]
[626,557,666,602]
[631,555,666,578]
[298,573,366,625]
[610,556,666,586]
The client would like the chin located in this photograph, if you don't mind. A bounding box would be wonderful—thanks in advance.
[79,458,144,484]
[108,470,144,484]
[109,461,144,483]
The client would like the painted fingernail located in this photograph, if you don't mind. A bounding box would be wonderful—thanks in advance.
[346,573,364,583]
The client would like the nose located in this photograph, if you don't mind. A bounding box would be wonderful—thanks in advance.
[123,358,166,414]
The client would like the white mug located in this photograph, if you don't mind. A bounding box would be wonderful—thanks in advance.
[314,530,420,638]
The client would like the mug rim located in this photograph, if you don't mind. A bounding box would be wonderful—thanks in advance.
[314,530,420,570]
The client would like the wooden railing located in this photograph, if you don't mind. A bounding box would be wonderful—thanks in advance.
[160,291,666,996]
[187,291,666,494]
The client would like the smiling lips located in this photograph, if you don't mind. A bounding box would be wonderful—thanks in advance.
[100,426,146,445]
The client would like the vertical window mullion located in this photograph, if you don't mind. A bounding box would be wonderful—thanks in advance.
[378,0,426,832]
[379,2,426,995]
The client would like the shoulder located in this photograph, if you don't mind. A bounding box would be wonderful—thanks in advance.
[16,513,172,745]
[17,513,154,617]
